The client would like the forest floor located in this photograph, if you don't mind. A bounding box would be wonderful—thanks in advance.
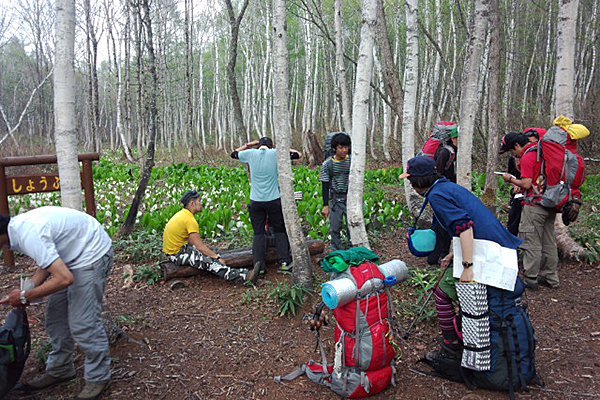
[1,225,599,400]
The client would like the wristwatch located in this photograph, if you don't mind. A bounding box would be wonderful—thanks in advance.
[462,261,473,268]
[20,290,27,305]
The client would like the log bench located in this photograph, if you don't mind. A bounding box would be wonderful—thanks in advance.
[160,239,326,281]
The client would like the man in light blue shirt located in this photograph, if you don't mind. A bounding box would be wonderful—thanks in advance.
[231,137,301,274]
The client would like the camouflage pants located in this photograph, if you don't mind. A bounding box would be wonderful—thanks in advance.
[167,244,248,282]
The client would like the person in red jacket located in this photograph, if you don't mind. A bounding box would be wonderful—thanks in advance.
[500,133,559,290]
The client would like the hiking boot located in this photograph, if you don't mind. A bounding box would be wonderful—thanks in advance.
[75,379,110,400]
[245,262,261,285]
[424,341,461,362]
[279,262,293,273]
[523,280,539,291]
[21,373,76,392]
[537,277,559,288]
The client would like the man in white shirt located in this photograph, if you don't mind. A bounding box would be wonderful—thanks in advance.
[0,207,113,400]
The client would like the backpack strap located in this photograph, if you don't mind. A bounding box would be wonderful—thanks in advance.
[412,197,430,229]
[507,315,528,391]
[499,319,517,400]
[519,308,544,388]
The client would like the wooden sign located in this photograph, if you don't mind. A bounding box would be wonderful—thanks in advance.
[7,174,61,195]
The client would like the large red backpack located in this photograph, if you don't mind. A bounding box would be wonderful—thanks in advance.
[418,121,457,170]
[275,261,397,398]
[523,125,585,210]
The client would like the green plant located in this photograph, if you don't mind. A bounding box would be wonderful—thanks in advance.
[267,281,312,317]
[114,231,163,264]
[129,264,162,285]
[114,314,149,327]
[242,287,267,306]
[395,266,442,323]
[33,338,52,366]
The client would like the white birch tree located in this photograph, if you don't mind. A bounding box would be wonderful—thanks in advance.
[401,0,421,216]
[457,0,489,189]
[334,0,352,134]
[553,0,586,261]
[347,0,377,249]
[54,0,81,210]
[553,0,579,117]
[272,0,312,290]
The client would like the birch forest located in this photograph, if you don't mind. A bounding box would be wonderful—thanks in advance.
[0,0,599,167]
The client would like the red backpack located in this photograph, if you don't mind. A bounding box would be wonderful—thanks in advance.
[418,121,457,170]
[275,262,397,398]
[523,125,585,210]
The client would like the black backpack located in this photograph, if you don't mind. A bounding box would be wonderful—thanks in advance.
[0,309,31,398]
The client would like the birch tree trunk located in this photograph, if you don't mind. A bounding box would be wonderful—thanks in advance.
[54,0,82,211]
[185,0,193,159]
[347,0,377,249]
[272,0,312,290]
[105,0,135,163]
[482,0,500,206]
[334,0,352,133]
[402,0,422,217]
[375,0,404,129]
[224,0,250,140]
[119,0,158,236]
[457,0,489,189]
[553,0,585,261]
[553,0,578,117]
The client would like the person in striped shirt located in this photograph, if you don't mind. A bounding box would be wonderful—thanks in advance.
[319,132,351,250]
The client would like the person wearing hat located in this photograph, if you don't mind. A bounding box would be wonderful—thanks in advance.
[400,156,521,362]
[500,132,559,290]
[231,138,301,274]
[0,207,113,400]
[426,126,459,266]
[162,190,260,284]
[499,130,541,236]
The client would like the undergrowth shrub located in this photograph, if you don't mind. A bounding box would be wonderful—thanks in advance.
[267,281,312,317]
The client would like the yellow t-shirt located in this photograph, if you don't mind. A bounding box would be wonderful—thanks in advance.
[162,209,199,255]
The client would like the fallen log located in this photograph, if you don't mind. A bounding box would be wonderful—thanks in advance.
[160,239,326,281]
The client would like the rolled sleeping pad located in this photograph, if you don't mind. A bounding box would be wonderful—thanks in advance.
[321,278,356,309]
[321,277,385,309]
[321,260,409,309]
[377,260,409,283]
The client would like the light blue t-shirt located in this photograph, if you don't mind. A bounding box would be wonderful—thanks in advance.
[8,206,112,270]
[238,148,281,202]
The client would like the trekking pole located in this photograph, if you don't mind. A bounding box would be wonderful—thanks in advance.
[403,262,449,340]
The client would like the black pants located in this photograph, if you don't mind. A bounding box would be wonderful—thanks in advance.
[427,223,452,265]
[507,196,523,236]
[248,198,291,268]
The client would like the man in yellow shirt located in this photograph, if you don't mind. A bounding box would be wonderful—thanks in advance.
[163,190,260,284]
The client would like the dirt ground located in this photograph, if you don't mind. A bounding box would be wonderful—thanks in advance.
[1,227,599,400]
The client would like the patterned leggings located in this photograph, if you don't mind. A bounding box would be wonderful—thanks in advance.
[167,244,248,282]
[434,284,456,337]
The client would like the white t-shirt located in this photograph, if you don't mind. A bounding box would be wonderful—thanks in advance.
[8,206,112,270]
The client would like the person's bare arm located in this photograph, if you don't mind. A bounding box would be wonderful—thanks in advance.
[188,232,225,265]
[459,228,474,282]
[235,140,259,153]
[502,173,532,190]
[1,258,74,307]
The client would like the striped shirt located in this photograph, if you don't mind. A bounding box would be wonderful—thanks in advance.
[319,156,350,194]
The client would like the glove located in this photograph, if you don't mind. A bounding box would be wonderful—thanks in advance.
[562,199,582,225]
[568,199,582,222]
